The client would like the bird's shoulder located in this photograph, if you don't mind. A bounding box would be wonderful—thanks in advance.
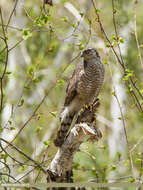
[67,62,84,90]
[64,61,84,106]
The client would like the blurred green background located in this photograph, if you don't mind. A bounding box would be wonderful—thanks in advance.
[0,0,143,189]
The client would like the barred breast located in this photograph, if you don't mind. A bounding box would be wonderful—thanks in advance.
[77,60,104,104]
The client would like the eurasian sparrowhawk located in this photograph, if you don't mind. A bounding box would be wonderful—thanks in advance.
[54,48,105,147]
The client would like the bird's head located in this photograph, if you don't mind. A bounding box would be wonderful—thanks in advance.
[81,48,100,61]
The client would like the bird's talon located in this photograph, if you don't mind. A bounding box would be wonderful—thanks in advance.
[89,104,93,112]
[72,128,79,136]
[81,108,84,112]
[85,104,88,109]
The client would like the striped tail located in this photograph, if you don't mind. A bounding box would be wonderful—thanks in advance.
[54,107,75,147]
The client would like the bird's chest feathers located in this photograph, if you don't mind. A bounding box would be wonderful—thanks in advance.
[77,63,102,98]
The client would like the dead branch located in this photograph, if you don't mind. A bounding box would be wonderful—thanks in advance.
[47,99,102,189]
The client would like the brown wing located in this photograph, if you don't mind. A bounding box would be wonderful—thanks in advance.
[64,62,83,106]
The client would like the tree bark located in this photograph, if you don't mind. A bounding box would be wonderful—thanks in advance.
[47,99,102,190]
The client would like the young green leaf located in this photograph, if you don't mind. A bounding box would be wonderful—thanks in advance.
[22,28,32,40]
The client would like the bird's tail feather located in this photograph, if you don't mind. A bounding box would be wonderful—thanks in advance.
[54,113,75,147]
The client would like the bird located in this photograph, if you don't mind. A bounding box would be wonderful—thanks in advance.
[54,48,105,147]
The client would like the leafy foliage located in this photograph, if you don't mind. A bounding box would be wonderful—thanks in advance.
[0,0,143,188]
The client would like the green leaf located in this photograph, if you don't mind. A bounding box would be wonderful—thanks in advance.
[106,43,110,48]
[34,13,51,27]
[57,79,64,84]
[36,126,42,133]
[10,126,16,130]
[24,85,31,90]
[27,67,34,77]
[18,165,26,173]
[6,71,12,75]
[35,166,41,171]
[8,120,12,124]
[122,76,128,81]
[79,12,84,17]
[117,152,122,160]
[123,159,129,165]
[112,91,116,96]
[123,71,133,81]
[94,8,101,14]
[94,17,98,21]
[139,112,143,118]
[110,165,116,171]
[43,140,51,147]
[87,18,92,24]
[79,44,84,50]
[127,73,133,77]
[72,23,77,28]
[48,45,55,52]
[137,152,142,156]
[37,114,41,120]
[61,16,68,22]
[103,59,107,64]
[33,77,39,83]
[135,158,141,163]
[73,34,78,37]
[127,85,133,92]
[0,153,8,162]
[125,69,133,73]
[78,40,84,50]
[18,98,24,107]
[22,28,32,40]
[103,145,107,150]
[74,162,80,169]
[119,38,124,43]
[117,36,124,43]
[49,111,57,117]
[21,98,24,106]
[111,34,116,41]
[129,177,135,183]
[139,89,143,95]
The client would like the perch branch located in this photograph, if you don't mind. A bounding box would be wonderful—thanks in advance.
[47,99,102,189]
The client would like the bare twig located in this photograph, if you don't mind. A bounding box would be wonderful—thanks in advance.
[0,160,11,183]
[130,136,143,152]
[6,0,19,31]
[91,0,125,70]
[0,46,6,55]
[114,93,134,176]
[133,0,143,69]
[0,138,47,174]
[0,8,9,112]
[111,0,125,68]
[8,38,24,52]
[91,0,143,113]
[16,167,36,181]
[0,141,24,165]
[107,61,135,176]
[0,172,19,182]
[3,52,81,149]
[0,24,22,31]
